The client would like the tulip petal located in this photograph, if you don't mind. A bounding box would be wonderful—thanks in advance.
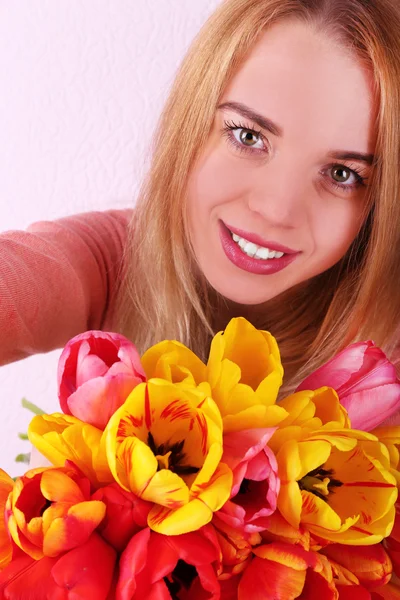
[116,528,152,600]
[297,341,400,431]
[0,469,14,569]
[0,554,59,598]
[148,462,232,535]
[40,470,84,504]
[67,373,140,430]
[142,340,207,384]
[51,533,116,599]
[28,414,105,486]
[238,555,306,600]
[43,501,106,557]
[141,469,189,508]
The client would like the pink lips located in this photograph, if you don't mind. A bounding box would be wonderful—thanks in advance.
[219,221,300,276]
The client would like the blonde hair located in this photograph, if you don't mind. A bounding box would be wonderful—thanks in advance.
[114,0,400,394]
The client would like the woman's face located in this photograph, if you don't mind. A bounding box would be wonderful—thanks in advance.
[186,19,376,305]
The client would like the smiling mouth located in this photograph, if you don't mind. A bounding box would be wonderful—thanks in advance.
[229,231,286,261]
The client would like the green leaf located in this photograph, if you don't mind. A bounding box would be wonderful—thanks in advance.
[18,433,29,441]
[15,453,31,464]
[21,397,45,416]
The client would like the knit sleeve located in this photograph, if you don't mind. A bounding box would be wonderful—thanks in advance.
[0,208,132,365]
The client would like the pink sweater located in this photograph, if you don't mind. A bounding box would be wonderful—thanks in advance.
[2,209,400,427]
[0,209,132,366]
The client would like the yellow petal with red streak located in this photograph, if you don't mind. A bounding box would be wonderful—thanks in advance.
[148,463,232,535]
[141,469,189,508]
[109,435,157,493]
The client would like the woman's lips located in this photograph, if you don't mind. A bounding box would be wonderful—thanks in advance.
[218,221,300,276]
[225,223,298,254]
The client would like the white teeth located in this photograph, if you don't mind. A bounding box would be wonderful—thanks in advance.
[243,242,258,257]
[230,232,285,260]
[255,247,270,260]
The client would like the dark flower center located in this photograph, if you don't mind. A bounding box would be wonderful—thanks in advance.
[147,432,199,476]
[239,478,251,495]
[298,466,343,502]
[164,560,198,598]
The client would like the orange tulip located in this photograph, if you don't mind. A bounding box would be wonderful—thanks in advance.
[322,543,392,589]
[384,502,400,577]
[212,513,260,579]
[238,542,335,600]
[0,469,14,569]
[5,464,106,559]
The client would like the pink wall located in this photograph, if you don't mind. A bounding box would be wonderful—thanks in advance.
[0,0,221,475]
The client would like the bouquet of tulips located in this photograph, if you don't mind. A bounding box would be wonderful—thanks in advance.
[1,317,400,599]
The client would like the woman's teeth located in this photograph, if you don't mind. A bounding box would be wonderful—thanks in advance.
[231,233,285,260]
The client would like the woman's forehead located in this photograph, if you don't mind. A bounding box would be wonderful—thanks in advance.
[220,19,377,158]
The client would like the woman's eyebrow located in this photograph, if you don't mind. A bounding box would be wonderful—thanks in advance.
[218,101,375,166]
[217,101,283,137]
[328,150,375,166]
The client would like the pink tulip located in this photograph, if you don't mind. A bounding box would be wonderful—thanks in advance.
[217,429,279,533]
[297,341,400,431]
[58,331,146,429]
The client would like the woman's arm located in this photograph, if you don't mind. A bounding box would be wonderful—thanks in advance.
[0,208,132,365]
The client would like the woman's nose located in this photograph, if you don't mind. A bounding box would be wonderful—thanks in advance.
[247,162,308,228]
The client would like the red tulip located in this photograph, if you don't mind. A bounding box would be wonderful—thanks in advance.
[58,331,146,429]
[91,482,151,552]
[0,533,116,599]
[297,341,400,431]
[115,526,222,599]
[371,581,400,599]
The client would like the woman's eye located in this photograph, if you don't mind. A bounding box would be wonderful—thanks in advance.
[326,163,367,193]
[222,120,268,156]
[232,127,264,150]
[330,166,357,185]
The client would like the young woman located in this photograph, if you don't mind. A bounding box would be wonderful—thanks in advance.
[1,0,400,399]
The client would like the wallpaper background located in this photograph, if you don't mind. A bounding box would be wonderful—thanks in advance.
[0,0,221,475]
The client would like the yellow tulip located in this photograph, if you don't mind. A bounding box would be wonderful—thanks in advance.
[276,428,398,545]
[105,379,232,535]
[0,469,14,569]
[142,340,207,389]
[142,318,287,433]
[269,387,350,453]
[28,413,113,487]
[372,427,400,475]
[206,317,286,432]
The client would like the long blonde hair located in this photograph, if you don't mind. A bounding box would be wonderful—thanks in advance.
[114,0,400,393]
